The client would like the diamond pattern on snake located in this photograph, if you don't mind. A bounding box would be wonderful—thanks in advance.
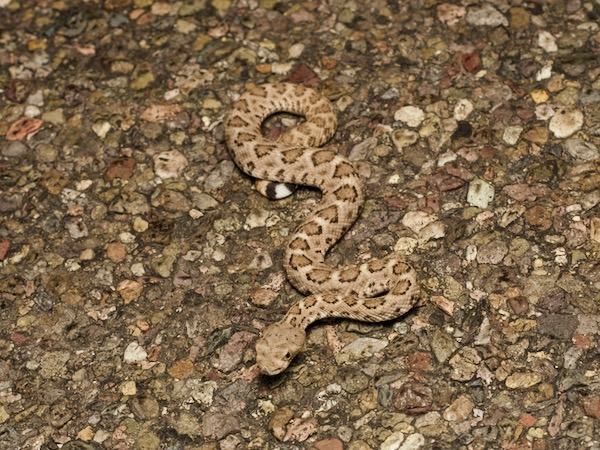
[225,82,419,375]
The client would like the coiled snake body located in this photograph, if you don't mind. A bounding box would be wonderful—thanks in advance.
[225,83,419,375]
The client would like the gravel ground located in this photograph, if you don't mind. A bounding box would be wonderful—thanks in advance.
[1,1,599,449]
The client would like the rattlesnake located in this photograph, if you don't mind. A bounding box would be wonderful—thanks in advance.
[225,82,419,375]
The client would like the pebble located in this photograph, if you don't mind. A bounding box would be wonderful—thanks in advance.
[65,218,89,239]
[443,395,474,422]
[502,126,523,145]
[104,156,136,181]
[172,412,203,438]
[5,117,44,141]
[117,280,144,304]
[437,4,466,26]
[536,64,553,81]
[401,211,437,233]
[1,141,27,158]
[335,337,388,364]
[123,342,148,363]
[398,433,426,450]
[269,407,295,441]
[467,179,495,208]
[563,138,598,162]
[453,99,473,121]
[394,106,425,128]
[505,372,542,389]
[391,129,419,151]
[538,31,558,52]
[381,432,404,450]
[92,121,111,138]
[476,240,509,265]
[549,108,584,138]
[314,438,344,450]
[449,347,481,381]
[215,331,255,372]
[283,417,318,442]
[530,89,549,104]
[466,4,508,27]
[591,218,600,244]
[39,351,71,378]
[153,150,188,179]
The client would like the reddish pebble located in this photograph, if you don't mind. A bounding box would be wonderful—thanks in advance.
[6,117,44,141]
[0,240,11,261]
[313,438,344,450]
[520,413,537,427]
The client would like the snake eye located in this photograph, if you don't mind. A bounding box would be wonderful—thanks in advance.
[284,352,291,360]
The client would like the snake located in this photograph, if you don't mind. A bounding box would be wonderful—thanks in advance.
[224,82,419,375]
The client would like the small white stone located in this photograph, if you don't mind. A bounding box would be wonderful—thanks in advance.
[417,221,445,243]
[164,89,180,101]
[244,209,270,230]
[453,99,473,121]
[65,259,81,272]
[535,64,553,81]
[538,31,558,53]
[391,129,419,151]
[402,211,437,233]
[288,43,305,58]
[189,208,203,219]
[388,174,401,184]
[549,108,584,138]
[394,237,418,254]
[502,126,523,145]
[76,179,93,191]
[119,231,136,244]
[535,104,554,120]
[153,149,188,179]
[437,151,457,166]
[394,106,425,128]
[337,337,388,361]
[24,105,41,118]
[131,263,145,276]
[467,179,495,208]
[399,433,426,450]
[466,245,477,261]
[123,342,147,362]
[335,95,354,112]
[381,432,405,450]
[92,121,112,139]
[66,218,89,239]
[27,90,44,106]
[271,61,293,74]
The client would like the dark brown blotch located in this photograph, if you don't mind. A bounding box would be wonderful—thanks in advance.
[317,205,339,223]
[339,267,360,283]
[311,150,336,166]
[282,148,304,164]
[392,279,411,295]
[393,262,410,275]
[289,237,310,251]
[307,268,332,284]
[333,184,359,201]
[364,297,386,309]
[368,259,387,273]
[333,162,356,179]
[289,254,312,268]
[298,221,322,236]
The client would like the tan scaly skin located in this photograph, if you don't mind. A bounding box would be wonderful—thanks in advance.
[225,83,420,375]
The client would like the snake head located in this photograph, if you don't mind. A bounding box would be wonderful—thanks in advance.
[255,322,306,375]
